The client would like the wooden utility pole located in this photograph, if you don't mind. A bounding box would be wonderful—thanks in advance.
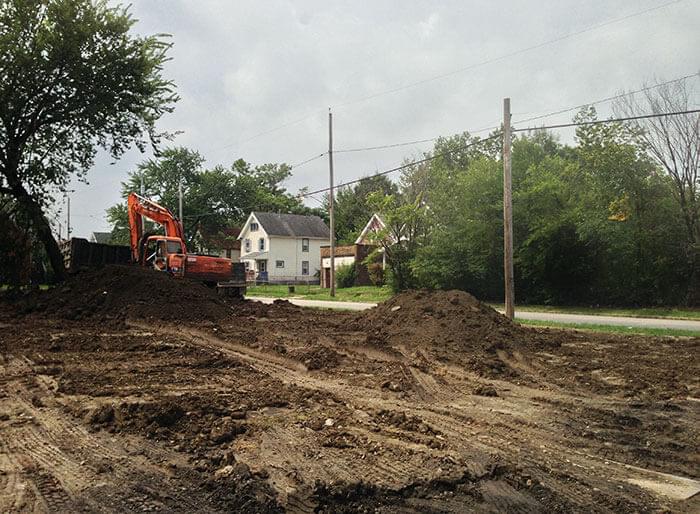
[178,177,183,221]
[66,195,71,240]
[503,98,515,319]
[328,108,336,298]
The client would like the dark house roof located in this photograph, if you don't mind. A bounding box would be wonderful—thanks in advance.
[203,227,241,250]
[91,232,112,244]
[253,212,330,239]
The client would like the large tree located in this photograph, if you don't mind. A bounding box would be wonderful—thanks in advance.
[107,147,321,250]
[614,77,700,302]
[0,0,177,279]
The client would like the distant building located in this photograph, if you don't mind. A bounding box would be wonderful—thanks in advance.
[354,213,387,245]
[90,232,112,244]
[199,227,241,261]
[320,213,388,288]
[238,212,330,284]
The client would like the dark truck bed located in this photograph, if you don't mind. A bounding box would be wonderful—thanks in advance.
[60,238,131,273]
[60,237,246,296]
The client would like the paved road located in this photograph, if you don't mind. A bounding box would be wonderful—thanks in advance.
[247,296,700,332]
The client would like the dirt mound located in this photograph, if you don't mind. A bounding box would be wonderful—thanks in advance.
[356,289,557,375]
[16,265,233,322]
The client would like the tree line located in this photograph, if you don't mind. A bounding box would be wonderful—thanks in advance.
[1,0,697,307]
[334,96,698,306]
[105,147,324,249]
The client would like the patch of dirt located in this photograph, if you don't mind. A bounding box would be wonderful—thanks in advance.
[10,264,233,322]
[353,289,558,377]
[1,282,698,513]
[290,345,342,370]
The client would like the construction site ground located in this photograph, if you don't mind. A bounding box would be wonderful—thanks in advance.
[0,265,698,513]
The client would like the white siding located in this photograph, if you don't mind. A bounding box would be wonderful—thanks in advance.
[237,213,328,283]
[266,237,325,281]
[321,256,355,268]
[239,214,268,261]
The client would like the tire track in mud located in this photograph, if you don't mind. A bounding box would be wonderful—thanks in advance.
[141,322,688,512]
[142,324,551,501]
[0,354,232,513]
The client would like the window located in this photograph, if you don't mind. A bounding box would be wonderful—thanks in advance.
[258,260,267,273]
[301,261,309,275]
[276,260,284,268]
[244,239,251,252]
[258,238,265,251]
[225,249,231,258]
[166,241,183,254]
[250,222,259,231]
[302,238,309,252]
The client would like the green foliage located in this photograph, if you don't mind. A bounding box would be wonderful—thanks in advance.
[365,191,428,292]
[0,0,177,278]
[407,118,691,306]
[367,262,385,286]
[335,263,357,289]
[107,147,319,252]
[330,175,397,244]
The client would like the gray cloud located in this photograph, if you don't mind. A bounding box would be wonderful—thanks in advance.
[62,0,700,237]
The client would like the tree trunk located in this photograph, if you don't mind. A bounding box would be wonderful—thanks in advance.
[4,171,66,281]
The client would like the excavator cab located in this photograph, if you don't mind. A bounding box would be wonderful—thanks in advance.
[143,236,186,277]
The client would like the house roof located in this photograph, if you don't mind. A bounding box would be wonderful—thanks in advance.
[252,212,330,239]
[355,213,386,244]
[203,227,241,250]
[91,232,112,244]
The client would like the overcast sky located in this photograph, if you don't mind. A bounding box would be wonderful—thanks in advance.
[59,0,700,238]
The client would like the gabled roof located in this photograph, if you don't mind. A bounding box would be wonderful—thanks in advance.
[91,232,112,244]
[251,212,330,239]
[355,213,386,244]
[202,227,241,250]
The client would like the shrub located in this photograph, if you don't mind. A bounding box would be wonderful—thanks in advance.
[367,262,385,286]
[335,264,357,288]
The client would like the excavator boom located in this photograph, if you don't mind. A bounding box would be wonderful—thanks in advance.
[127,193,187,262]
[125,192,245,296]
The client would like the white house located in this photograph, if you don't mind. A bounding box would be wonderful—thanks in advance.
[238,212,330,284]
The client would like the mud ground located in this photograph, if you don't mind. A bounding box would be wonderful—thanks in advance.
[0,266,698,513]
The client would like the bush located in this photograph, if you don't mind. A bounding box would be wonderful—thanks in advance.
[335,264,357,288]
[367,262,385,286]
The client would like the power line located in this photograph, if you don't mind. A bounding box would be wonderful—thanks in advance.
[299,134,503,198]
[214,0,683,154]
[512,108,700,133]
[335,0,685,109]
[335,136,438,154]
[325,72,698,157]
[513,72,699,125]
[218,109,326,151]
[290,152,326,169]
[298,108,699,199]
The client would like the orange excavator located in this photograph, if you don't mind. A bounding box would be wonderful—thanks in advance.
[127,192,246,296]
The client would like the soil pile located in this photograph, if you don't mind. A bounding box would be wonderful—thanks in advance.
[16,265,233,322]
[356,289,557,375]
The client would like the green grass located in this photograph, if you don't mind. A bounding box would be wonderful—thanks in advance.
[1,284,50,291]
[488,303,700,321]
[246,284,700,323]
[246,284,392,303]
[518,318,700,338]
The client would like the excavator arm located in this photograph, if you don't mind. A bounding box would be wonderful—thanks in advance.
[127,193,187,262]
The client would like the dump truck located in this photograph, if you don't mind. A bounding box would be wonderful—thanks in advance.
[60,193,246,297]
